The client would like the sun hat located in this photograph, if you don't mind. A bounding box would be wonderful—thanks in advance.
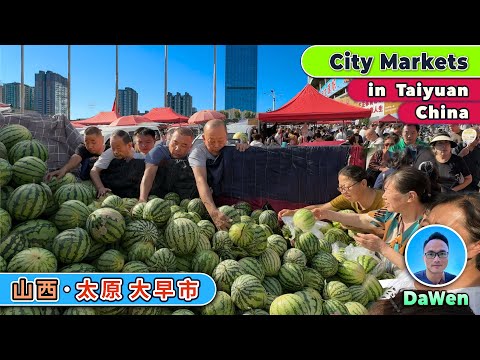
[429,133,457,148]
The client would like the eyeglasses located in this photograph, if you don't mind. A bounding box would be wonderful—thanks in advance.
[424,251,449,259]
[337,181,360,193]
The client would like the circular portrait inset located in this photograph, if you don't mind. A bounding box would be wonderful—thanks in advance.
[405,224,467,288]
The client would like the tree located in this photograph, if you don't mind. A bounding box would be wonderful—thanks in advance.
[234,110,241,119]
[219,110,229,119]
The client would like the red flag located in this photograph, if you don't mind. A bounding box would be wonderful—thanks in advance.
[112,98,117,113]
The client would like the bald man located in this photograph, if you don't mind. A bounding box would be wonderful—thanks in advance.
[189,119,249,230]
[364,128,384,169]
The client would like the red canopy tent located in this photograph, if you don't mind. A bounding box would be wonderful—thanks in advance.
[258,84,372,123]
[75,111,118,125]
[108,115,150,126]
[377,114,399,123]
[143,107,189,123]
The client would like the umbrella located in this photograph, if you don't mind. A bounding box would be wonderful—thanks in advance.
[143,107,189,123]
[188,110,226,125]
[109,115,150,126]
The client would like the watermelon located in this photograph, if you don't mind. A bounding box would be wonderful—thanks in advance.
[145,248,177,272]
[60,263,96,273]
[238,256,265,281]
[278,262,305,292]
[11,156,47,185]
[6,183,48,221]
[121,220,159,252]
[344,301,369,315]
[250,209,263,224]
[8,139,48,164]
[303,267,325,293]
[234,201,252,216]
[2,307,42,315]
[95,249,125,272]
[324,228,351,245]
[283,248,307,268]
[257,247,281,276]
[187,198,207,219]
[0,159,12,186]
[143,198,171,226]
[0,141,7,160]
[51,227,92,264]
[229,222,254,248]
[262,276,283,296]
[164,192,181,205]
[131,202,146,220]
[211,259,246,294]
[348,285,370,307]
[54,200,91,231]
[201,291,236,315]
[122,261,149,273]
[0,124,32,150]
[230,274,267,311]
[55,182,94,206]
[292,209,316,232]
[172,309,195,315]
[336,260,366,285]
[45,173,78,194]
[11,219,59,251]
[267,234,288,256]
[357,255,379,273]
[86,208,126,244]
[191,250,220,275]
[0,255,6,271]
[362,274,384,302]
[165,217,199,256]
[243,309,269,315]
[63,307,97,315]
[127,241,155,262]
[323,299,349,315]
[323,281,352,303]
[310,251,339,278]
[0,231,29,261]
[295,288,324,315]
[197,219,216,240]
[258,210,279,231]
[128,307,156,315]
[7,247,57,272]
[269,293,309,315]
[218,205,241,224]
[0,208,12,239]
[212,231,233,252]
[196,233,212,253]
[0,185,14,209]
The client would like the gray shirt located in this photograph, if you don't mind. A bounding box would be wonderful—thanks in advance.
[94,148,145,170]
[188,142,218,168]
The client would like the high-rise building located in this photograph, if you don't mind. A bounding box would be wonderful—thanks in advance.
[3,82,35,110]
[118,87,138,116]
[34,70,68,116]
[225,45,258,112]
[0,84,3,103]
[166,91,193,116]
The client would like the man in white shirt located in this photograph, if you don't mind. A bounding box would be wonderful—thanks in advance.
[364,128,384,168]
[90,129,145,197]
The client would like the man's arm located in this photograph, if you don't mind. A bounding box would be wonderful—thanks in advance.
[139,163,158,202]
[192,166,231,231]
[46,154,82,180]
[90,166,110,197]
[278,202,335,219]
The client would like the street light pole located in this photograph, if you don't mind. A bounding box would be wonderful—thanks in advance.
[271,89,276,111]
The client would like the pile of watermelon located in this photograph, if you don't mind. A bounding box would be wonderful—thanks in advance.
[0,124,386,316]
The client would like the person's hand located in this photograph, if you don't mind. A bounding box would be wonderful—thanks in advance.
[97,187,112,198]
[138,198,147,203]
[46,169,65,181]
[278,208,295,220]
[311,208,329,221]
[236,143,250,152]
[352,233,387,253]
[211,210,233,231]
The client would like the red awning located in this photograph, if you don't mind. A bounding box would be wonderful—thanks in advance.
[143,107,189,123]
[377,114,399,123]
[258,84,372,123]
[75,111,118,125]
[108,115,150,126]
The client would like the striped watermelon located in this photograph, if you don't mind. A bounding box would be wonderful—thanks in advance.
[231,274,267,311]
[323,281,352,303]
[283,248,307,268]
[0,255,6,271]
[121,220,159,252]
[94,307,127,315]
[292,209,316,232]
[258,224,274,238]
[211,259,246,294]
[267,234,288,257]
[201,290,237,315]
[95,249,125,272]
[218,205,241,224]
[145,248,177,272]
[357,255,380,273]
[122,198,138,212]
[295,288,324,315]
[170,205,182,216]
[45,172,77,194]
[243,309,269,315]
[244,224,268,257]
[11,156,47,185]
[187,198,207,219]
[362,274,384,302]
[0,141,7,160]
[179,198,190,210]
[6,183,48,221]
[264,294,277,312]
[0,124,32,151]
[269,293,309,315]
[240,215,254,224]
[165,217,199,256]
[7,247,58,272]
[83,241,108,262]
[233,201,252,216]
[0,230,29,261]
[122,260,149,273]
[131,202,146,220]
[175,254,193,272]
[8,139,48,164]
[336,260,366,285]
[59,263,96,272]
[55,183,94,206]
[172,309,195,315]
[310,251,339,278]
[101,194,127,215]
[54,200,91,231]
[191,249,220,275]
[128,307,156,315]
[318,238,332,253]
[250,209,263,224]
[63,307,97,315]
[324,228,350,244]
[212,230,233,251]
[323,299,349,315]
[348,285,370,306]
[86,208,126,244]
[197,219,216,240]
[303,267,325,293]
[262,276,283,296]
[229,222,254,248]
[0,208,12,239]
[258,210,279,231]
[295,232,322,259]
[11,219,58,250]
[0,159,12,186]
[143,198,171,226]
[51,227,92,264]
[278,262,305,292]
[196,233,212,253]
[164,192,181,205]
[127,241,155,262]
[238,256,265,281]
[0,185,14,209]
[257,247,281,276]
[344,301,369,315]
[2,307,42,315]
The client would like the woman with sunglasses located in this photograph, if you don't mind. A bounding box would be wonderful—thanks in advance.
[278,165,385,220]
[312,166,433,275]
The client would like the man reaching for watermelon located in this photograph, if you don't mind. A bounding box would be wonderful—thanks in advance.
[189,119,249,231]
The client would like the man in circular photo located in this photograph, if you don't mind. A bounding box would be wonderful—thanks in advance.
[414,232,456,285]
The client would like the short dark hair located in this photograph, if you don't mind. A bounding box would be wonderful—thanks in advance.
[424,232,449,249]
[173,127,194,139]
[84,126,102,136]
[134,127,156,138]
[338,165,367,182]
[111,129,132,144]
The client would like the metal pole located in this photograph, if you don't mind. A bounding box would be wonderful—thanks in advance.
[20,45,24,114]
[116,45,119,116]
[213,45,217,110]
[68,45,71,120]
[164,45,168,107]
[271,89,276,111]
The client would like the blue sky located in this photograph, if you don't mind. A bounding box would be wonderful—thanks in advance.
[405,224,467,284]
[0,45,310,120]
